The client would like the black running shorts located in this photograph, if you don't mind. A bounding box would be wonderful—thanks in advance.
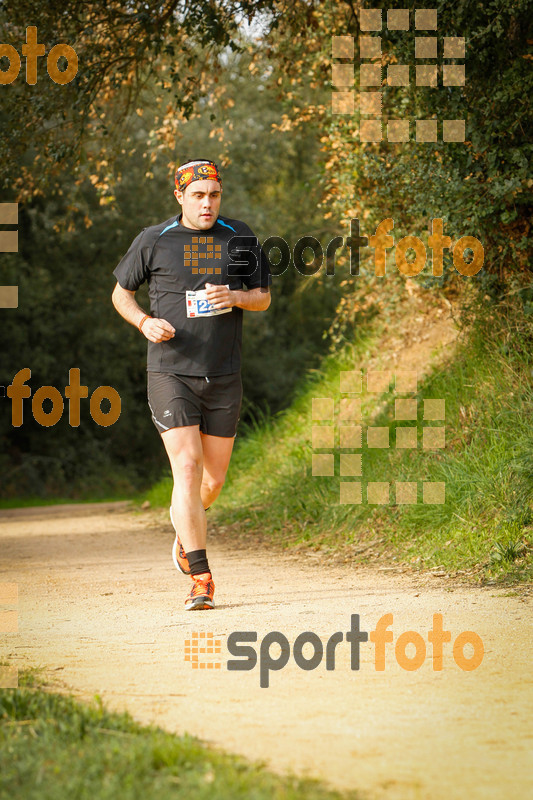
[147,372,243,438]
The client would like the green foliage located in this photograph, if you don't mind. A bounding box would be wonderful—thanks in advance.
[0,39,341,499]
[188,292,533,584]
[265,0,532,294]
[0,161,169,498]
[0,0,284,192]
[490,537,528,566]
[3,0,530,512]
[326,0,533,294]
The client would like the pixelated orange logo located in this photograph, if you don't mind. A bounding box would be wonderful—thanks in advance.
[184,237,222,275]
[184,631,222,670]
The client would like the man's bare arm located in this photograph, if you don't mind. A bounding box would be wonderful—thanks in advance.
[111,282,175,343]
[232,286,271,311]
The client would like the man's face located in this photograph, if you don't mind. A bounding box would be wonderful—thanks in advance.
[174,179,222,230]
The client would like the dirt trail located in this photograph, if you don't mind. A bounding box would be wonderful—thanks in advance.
[1,502,531,800]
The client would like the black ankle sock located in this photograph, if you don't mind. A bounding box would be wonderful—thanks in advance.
[187,549,210,576]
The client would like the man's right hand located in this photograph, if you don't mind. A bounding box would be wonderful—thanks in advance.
[141,317,176,343]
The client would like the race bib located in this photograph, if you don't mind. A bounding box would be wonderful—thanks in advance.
[186,287,232,318]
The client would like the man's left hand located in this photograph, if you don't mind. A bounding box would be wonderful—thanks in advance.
[205,283,235,310]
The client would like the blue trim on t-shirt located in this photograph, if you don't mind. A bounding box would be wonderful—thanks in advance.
[217,218,236,233]
[159,216,236,235]
[159,220,179,237]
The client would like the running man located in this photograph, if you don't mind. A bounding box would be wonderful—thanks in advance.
[111,159,271,610]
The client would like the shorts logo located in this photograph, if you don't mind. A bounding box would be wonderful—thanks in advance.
[163,409,172,417]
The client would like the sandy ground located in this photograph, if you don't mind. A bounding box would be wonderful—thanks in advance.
[0,501,531,800]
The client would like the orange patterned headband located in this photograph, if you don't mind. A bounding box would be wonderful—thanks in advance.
[175,160,222,192]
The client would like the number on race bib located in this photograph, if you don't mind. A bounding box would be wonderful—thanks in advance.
[186,288,232,318]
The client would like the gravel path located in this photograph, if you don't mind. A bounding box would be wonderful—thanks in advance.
[1,502,531,800]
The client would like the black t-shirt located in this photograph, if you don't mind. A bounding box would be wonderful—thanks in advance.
[113,213,271,376]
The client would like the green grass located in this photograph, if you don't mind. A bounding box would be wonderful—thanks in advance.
[154,294,531,583]
[0,675,359,800]
[141,475,174,510]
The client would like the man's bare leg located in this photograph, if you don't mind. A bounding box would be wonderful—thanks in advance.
[161,425,206,553]
[199,432,235,509]
[161,426,236,611]
[162,427,235,573]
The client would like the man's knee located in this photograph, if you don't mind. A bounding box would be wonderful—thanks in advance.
[172,455,203,489]
[202,474,225,495]
[162,429,202,473]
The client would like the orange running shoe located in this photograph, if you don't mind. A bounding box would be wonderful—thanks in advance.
[185,572,215,611]
[170,506,190,575]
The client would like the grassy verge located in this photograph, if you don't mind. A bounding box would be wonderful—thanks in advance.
[0,672,358,800]
[143,285,532,585]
